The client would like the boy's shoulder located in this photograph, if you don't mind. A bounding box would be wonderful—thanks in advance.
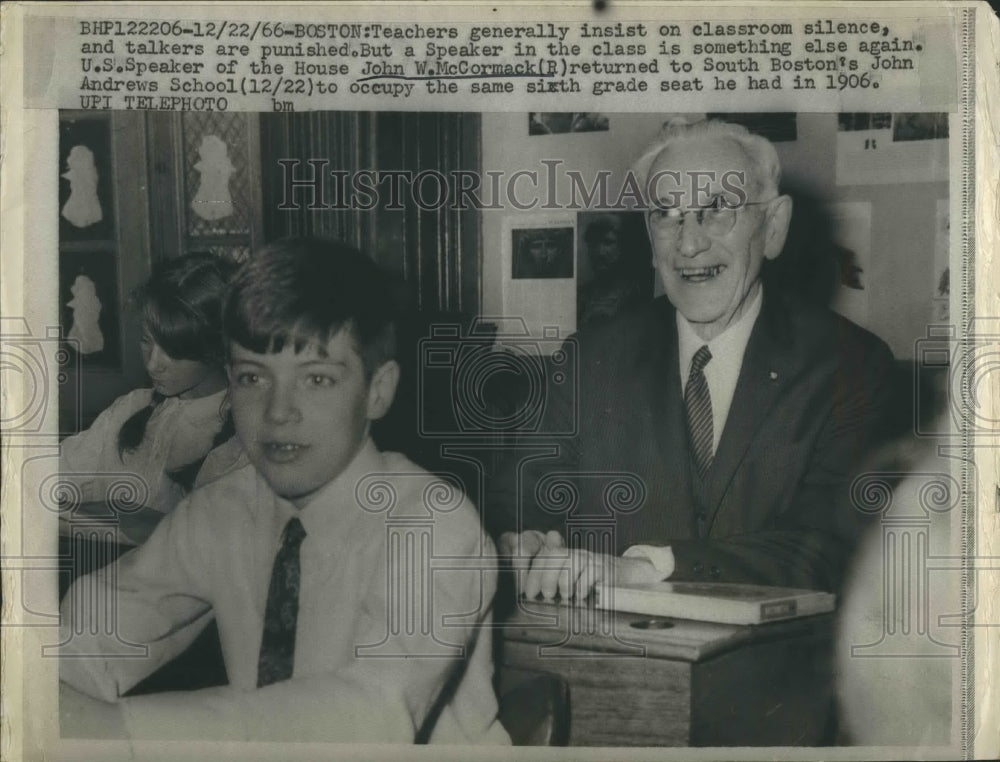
[366,449,489,549]
[365,450,474,514]
[184,460,271,520]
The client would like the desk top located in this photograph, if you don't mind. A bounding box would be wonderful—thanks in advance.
[58,501,165,547]
[503,600,834,662]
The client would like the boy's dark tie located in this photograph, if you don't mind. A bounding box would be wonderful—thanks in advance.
[257,516,307,688]
[685,345,714,477]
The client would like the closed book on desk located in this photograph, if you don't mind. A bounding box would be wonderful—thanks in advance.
[595,581,835,625]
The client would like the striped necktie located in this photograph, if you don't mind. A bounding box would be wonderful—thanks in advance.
[685,345,714,477]
[257,516,307,687]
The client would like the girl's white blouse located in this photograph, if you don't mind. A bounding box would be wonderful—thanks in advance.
[60,388,228,514]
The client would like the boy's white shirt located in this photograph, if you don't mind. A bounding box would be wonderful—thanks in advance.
[60,437,509,744]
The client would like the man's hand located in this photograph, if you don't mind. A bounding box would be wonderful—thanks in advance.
[498,529,564,596]
[498,531,664,602]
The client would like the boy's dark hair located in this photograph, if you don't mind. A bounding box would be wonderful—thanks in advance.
[223,237,398,378]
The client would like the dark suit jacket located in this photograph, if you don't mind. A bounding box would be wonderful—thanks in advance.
[489,291,894,592]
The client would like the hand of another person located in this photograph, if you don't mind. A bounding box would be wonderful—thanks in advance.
[524,548,664,602]
[499,531,662,602]
[498,529,564,597]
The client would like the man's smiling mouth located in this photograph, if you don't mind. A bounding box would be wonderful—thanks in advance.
[678,265,726,282]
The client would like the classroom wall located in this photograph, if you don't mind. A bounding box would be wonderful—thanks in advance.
[481,112,949,360]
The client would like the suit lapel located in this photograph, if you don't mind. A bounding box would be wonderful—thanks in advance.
[702,293,796,527]
[639,301,693,534]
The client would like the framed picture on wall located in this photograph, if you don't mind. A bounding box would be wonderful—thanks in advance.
[893,112,949,142]
[59,250,122,369]
[501,214,577,340]
[706,112,798,142]
[528,112,610,135]
[575,211,653,330]
[511,226,575,280]
[58,115,115,242]
[835,111,949,185]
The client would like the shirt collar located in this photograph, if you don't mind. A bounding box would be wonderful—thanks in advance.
[272,437,384,538]
[676,287,763,381]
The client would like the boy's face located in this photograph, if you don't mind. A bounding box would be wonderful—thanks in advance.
[228,328,398,509]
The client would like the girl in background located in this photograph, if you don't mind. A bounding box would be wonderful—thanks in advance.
[60,252,236,517]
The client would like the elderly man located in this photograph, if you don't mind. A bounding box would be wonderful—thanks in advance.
[494,119,894,599]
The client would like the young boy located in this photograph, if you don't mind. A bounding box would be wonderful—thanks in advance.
[59,238,508,744]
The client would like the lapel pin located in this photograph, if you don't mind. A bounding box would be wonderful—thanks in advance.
[769,371,778,381]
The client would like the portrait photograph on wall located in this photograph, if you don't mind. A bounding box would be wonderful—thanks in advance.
[835,111,949,185]
[705,112,798,142]
[58,115,115,242]
[575,211,653,329]
[528,112,610,135]
[511,225,575,280]
[58,250,121,369]
[893,112,950,141]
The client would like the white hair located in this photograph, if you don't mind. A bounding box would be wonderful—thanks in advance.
[630,117,782,202]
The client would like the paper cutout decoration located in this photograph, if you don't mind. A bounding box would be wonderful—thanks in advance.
[191,135,235,221]
[66,274,105,354]
[60,145,103,228]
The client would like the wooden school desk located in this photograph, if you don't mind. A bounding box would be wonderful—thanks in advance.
[499,600,835,746]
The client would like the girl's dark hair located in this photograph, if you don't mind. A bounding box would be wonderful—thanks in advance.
[117,252,236,459]
[139,252,237,365]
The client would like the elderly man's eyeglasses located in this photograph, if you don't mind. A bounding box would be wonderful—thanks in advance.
[646,197,775,238]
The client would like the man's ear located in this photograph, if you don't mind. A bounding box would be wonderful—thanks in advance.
[763,194,793,261]
[366,360,400,421]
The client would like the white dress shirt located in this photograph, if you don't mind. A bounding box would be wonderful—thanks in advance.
[60,388,228,514]
[60,438,509,744]
[676,288,763,455]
